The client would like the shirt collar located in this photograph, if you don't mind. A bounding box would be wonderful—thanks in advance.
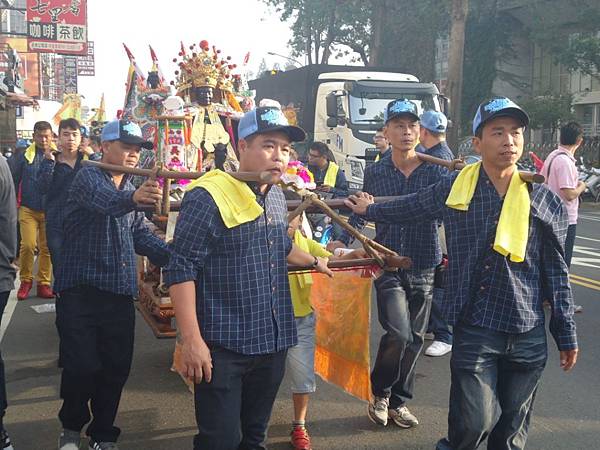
[425,142,443,154]
[557,146,576,161]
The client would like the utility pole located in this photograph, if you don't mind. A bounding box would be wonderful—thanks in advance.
[446,0,469,149]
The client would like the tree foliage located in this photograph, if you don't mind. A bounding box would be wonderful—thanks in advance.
[519,93,574,140]
[528,1,600,78]
[263,0,371,65]
[262,0,449,68]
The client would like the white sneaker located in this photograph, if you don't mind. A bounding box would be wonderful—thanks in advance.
[388,405,419,428]
[425,341,452,357]
[367,396,389,426]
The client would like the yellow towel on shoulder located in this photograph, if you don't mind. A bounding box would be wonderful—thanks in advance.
[24,142,57,164]
[186,170,263,228]
[445,161,530,263]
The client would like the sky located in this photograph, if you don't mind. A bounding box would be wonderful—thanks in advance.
[78,0,296,117]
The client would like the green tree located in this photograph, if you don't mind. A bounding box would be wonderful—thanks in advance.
[461,0,518,135]
[527,1,600,78]
[377,0,449,80]
[520,93,574,142]
[264,0,369,65]
[446,0,469,148]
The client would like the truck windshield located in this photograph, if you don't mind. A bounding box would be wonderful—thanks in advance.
[349,93,438,124]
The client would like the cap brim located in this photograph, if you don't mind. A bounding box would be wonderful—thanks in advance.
[477,108,529,134]
[249,125,306,143]
[119,135,154,150]
[386,112,420,124]
[422,124,447,133]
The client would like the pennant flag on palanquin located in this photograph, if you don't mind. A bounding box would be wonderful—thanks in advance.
[53,93,82,126]
[149,45,166,86]
[89,93,106,124]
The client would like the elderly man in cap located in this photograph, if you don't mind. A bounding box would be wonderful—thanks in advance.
[165,106,333,450]
[344,97,578,450]
[54,119,171,450]
[329,99,446,429]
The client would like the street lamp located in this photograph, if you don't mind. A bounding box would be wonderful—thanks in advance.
[267,52,302,68]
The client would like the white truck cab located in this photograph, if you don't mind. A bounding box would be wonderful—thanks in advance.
[249,66,448,190]
[314,72,444,190]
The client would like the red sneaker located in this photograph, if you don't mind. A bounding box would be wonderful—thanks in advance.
[291,426,312,450]
[17,281,32,300]
[37,284,55,299]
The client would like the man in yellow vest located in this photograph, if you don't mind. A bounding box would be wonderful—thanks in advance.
[306,142,348,198]
[374,127,390,162]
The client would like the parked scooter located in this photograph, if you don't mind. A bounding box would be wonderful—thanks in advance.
[577,157,600,202]
[583,168,600,202]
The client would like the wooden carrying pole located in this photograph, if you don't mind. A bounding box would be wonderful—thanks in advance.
[288,255,412,273]
[81,160,276,184]
[286,193,408,270]
[416,153,545,184]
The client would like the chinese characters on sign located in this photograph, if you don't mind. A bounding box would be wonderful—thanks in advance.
[77,41,94,76]
[63,56,78,94]
[26,0,87,55]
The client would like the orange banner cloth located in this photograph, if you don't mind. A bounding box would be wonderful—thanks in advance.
[172,266,375,401]
[312,268,373,402]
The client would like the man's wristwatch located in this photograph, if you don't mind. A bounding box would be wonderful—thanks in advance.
[311,256,319,268]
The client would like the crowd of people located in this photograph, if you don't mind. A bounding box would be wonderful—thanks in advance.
[0,95,585,450]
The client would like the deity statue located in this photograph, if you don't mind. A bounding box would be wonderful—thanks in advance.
[171,40,241,172]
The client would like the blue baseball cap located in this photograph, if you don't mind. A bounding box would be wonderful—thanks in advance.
[238,106,306,142]
[384,99,419,123]
[16,139,29,149]
[420,110,448,133]
[472,97,529,136]
[101,119,154,150]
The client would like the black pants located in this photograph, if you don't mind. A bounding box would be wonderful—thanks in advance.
[193,347,287,450]
[564,224,576,268]
[55,286,135,443]
[0,291,10,430]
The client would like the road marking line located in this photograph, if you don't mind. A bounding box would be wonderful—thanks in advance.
[570,279,600,292]
[579,215,600,222]
[570,274,600,286]
[0,289,18,343]
[577,236,600,244]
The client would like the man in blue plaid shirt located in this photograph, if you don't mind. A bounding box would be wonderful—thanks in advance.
[345,98,578,450]
[329,99,446,429]
[54,119,170,450]
[164,106,332,450]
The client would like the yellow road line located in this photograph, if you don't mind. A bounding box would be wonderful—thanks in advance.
[570,274,600,286]
[570,279,600,292]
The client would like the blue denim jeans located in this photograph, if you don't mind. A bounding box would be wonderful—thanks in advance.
[371,268,435,408]
[286,313,317,394]
[428,287,453,344]
[436,324,547,450]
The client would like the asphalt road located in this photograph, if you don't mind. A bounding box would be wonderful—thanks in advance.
[2,204,599,450]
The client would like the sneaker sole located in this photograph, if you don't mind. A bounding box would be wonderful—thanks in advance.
[389,417,417,428]
[425,350,452,357]
[367,405,388,427]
